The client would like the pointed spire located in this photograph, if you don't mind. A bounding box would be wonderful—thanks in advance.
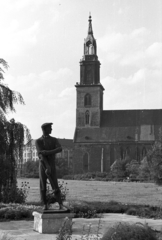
[88,14,93,35]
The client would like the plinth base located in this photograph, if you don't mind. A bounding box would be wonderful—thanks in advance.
[32,211,74,234]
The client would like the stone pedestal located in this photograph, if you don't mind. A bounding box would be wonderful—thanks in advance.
[33,211,74,234]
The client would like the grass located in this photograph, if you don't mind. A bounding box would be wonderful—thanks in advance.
[17,178,162,206]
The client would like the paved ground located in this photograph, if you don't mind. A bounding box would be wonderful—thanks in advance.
[0,214,162,240]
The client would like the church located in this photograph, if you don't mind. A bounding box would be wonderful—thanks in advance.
[73,16,162,174]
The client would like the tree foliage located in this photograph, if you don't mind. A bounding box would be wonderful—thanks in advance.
[126,159,140,179]
[147,140,162,184]
[0,59,31,202]
[23,160,39,178]
[110,159,126,180]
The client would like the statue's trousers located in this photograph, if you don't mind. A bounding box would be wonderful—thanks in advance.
[39,155,62,204]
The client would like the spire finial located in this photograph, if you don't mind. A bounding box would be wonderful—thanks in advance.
[88,13,93,35]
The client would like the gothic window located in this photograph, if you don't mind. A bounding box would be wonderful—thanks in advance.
[126,147,130,157]
[84,93,91,106]
[142,147,147,158]
[136,147,140,161]
[120,147,123,160]
[85,110,90,125]
[83,152,89,172]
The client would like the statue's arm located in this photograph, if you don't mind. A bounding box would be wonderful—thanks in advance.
[40,138,62,156]
[35,140,51,172]
[43,147,62,155]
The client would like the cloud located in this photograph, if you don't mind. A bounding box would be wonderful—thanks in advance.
[5,67,75,138]
[121,42,162,68]
[6,68,73,92]
[0,21,39,57]
[98,27,150,65]
[98,27,161,75]
[59,87,75,98]
[1,0,59,12]
[101,67,162,110]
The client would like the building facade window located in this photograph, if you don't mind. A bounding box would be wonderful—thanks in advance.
[142,147,147,158]
[84,93,91,106]
[136,147,140,161]
[85,110,90,125]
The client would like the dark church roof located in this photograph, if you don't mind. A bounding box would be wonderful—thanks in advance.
[74,109,162,144]
[58,138,74,148]
[101,109,162,127]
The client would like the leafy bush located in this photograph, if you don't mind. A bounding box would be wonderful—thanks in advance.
[126,207,137,215]
[1,181,30,203]
[63,175,74,180]
[46,180,69,205]
[0,233,13,240]
[0,203,41,220]
[102,222,157,240]
[22,160,39,178]
[56,217,73,240]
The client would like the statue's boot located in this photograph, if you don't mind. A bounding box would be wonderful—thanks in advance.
[41,190,48,210]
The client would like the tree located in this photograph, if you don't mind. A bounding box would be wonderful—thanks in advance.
[138,157,153,181]
[147,140,162,184]
[110,159,126,180]
[0,59,30,201]
[23,160,39,178]
[126,159,140,180]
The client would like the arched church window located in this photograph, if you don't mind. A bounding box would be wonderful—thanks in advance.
[142,147,147,158]
[120,147,123,160]
[126,147,130,157]
[83,152,89,172]
[85,110,90,125]
[84,93,91,106]
[136,146,140,161]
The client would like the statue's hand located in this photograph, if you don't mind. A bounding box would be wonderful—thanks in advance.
[45,168,51,176]
[40,150,48,156]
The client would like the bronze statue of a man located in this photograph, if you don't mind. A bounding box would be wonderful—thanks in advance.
[36,122,63,210]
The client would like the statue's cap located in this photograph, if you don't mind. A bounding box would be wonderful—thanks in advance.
[41,122,53,129]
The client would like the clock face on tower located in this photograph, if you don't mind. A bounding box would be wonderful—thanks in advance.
[86,66,92,84]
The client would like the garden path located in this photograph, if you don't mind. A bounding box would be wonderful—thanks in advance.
[0,213,162,240]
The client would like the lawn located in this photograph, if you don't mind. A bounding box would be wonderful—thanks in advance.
[17,178,162,206]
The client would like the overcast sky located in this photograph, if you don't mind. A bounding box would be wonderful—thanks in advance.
[1,0,162,140]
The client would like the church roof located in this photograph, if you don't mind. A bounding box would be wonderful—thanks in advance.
[58,138,74,148]
[101,109,162,127]
[74,109,162,143]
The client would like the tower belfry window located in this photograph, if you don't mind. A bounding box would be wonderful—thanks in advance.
[89,44,93,54]
[85,110,90,125]
[84,93,91,106]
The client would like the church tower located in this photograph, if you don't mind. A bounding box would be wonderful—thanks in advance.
[75,15,104,128]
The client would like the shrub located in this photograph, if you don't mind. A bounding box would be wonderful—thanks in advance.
[102,222,157,240]
[126,207,137,215]
[56,217,73,240]
[0,233,13,240]
[94,177,106,181]
[0,205,33,220]
[1,181,30,203]
[95,172,107,178]
[62,175,74,180]
[46,180,69,205]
